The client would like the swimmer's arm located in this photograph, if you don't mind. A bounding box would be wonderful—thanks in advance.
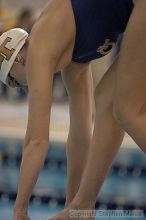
[13,10,73,214]
[14,42,55,215]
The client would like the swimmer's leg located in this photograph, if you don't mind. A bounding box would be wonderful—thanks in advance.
[47,60,125,220]
[113,0,146,153]
[71,60,124,208]
[62,63,93,206]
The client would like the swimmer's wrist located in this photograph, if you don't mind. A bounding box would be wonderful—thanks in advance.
[13,206,28,216]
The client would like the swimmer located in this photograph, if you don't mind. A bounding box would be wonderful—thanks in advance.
[0,0,145,219]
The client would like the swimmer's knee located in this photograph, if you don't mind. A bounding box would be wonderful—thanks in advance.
[113,96,146,128]
[113,102,129,128]
[113,96,132,127]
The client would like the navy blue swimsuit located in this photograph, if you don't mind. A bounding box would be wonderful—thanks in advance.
[71,0,134,63]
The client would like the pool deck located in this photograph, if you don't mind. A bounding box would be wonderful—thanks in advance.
[0,100,139,149]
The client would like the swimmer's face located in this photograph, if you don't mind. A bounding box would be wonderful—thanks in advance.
[7,41,28,89]
[9,55,27,87]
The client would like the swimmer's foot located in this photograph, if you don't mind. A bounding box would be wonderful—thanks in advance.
[47,205,95,220]
[46,209,70,220]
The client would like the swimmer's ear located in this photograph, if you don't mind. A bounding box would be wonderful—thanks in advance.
[24,37,29,49]
[15,53,22,63]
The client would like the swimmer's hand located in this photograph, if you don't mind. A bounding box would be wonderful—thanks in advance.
[13,210,31,220]
[13,215,31,220]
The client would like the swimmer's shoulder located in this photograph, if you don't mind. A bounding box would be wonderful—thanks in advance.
[29,0,75,64]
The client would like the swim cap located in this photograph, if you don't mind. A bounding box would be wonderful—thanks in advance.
[0,28,28,86]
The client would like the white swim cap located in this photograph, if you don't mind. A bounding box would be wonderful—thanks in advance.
[0,28,28,86]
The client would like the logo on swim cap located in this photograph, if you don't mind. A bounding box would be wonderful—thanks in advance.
[0,37,16,70]
[0,28,28,86]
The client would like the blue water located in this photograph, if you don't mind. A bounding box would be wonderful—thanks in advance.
[0,138,146,220]
[0,163,146,204]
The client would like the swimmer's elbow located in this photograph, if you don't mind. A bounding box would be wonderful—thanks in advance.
[24,138,49,152]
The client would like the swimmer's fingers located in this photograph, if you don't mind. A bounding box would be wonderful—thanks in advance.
[13,214,31,220]
[13,209,30,220]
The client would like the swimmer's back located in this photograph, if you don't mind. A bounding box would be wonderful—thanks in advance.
[71,0,134,63]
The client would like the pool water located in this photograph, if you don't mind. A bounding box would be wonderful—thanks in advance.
[0,138,146,219]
